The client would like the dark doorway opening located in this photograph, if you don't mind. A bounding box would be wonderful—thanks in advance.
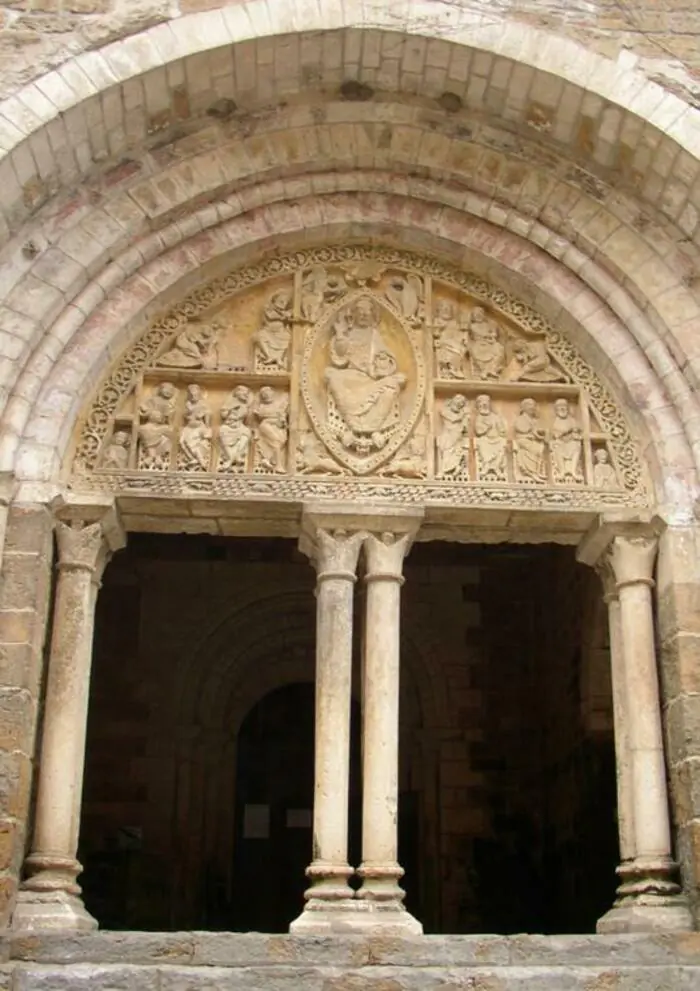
[230,682,362,933]
[78,533,617,934]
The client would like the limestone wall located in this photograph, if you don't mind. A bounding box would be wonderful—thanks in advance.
[0,505,53,926]
[1,0,700,104]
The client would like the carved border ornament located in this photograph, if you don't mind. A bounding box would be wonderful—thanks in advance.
[71,246,650,512]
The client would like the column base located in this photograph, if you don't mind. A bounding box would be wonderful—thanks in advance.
[352,862,423,934]
[12,889,98,932]
[597,895,692,933]
[597,858,692,933]
[290,897,422,934]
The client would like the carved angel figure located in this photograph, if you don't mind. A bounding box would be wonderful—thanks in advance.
[473,394,507,481]
[507,338,566,383]
[593,448,619,488]
[300,267,346,323]
[385,273,424,325]
[178,384,212,471]
[469,307,505,380]
[550,399,584,483]
[433,299,468,379]
[513,398,547,483]
[253,387,289,473]
[218,385,252,472]
[102,430,130,470]
[253,290,293,371]
[138,409,173,469]
[156,321,219,369]
[436,394,469,478]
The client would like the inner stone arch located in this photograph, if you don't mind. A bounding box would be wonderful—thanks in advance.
[69,243,651,520]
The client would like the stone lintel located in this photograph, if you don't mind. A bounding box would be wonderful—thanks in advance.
[51,492,126,554]
[576,511,665,568]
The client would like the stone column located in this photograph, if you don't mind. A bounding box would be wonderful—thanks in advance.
[12,500,125,932]
[597,560,636,866]
[579,518,691,932]
[290,521,365,932]
[356,528,422,934]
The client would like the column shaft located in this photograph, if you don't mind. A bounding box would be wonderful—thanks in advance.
[616,577,671,859]
[601,576,635,862]
[361,572,401,869]
[313,564,355,870]
[594,530,691,933]
[13,515,119,933]
[290,526,363,932]
[356,530,422,933]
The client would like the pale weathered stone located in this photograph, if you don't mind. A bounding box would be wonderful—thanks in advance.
[579,518,693,933]
[355,520,422,934]
[12,500,125,933]
[291,519,364,932]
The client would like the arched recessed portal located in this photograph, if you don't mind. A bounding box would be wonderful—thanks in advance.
[76,532,618,935]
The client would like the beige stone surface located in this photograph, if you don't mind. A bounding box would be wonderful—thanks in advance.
[0,0,700,945]
[13,500,124,932]
[291,521,363,931]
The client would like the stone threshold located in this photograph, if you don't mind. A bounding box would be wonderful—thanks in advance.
[5,931,700,967]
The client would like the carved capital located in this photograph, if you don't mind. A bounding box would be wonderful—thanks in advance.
[577,512,665,573]
[52,492,126,555]
[595,556,618,603]
[308,527,365,582]
[609,534,659,589]
[300,504,423,580]
[55,521,105,573]
[363,530,414,582]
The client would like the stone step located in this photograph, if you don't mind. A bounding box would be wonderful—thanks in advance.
[3,933,700,989]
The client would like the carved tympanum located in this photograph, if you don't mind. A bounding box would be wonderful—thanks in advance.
[78,245,648,511]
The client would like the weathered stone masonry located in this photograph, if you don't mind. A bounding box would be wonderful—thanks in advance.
[0,6,700,988]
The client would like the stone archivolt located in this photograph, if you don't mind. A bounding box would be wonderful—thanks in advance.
[72,246,650,511]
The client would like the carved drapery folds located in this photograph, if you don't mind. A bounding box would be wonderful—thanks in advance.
[73,246,649,511]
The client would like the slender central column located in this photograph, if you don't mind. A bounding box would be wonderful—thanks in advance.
[13,505,124,932]
[356,529,422,933]
[611,536,677,870]
[291,524,364,932]
[597,561,635,865]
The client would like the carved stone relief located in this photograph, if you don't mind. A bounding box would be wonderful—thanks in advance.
[72,245,650,512]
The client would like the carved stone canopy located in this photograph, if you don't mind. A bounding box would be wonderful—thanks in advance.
[71,246,650,517]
